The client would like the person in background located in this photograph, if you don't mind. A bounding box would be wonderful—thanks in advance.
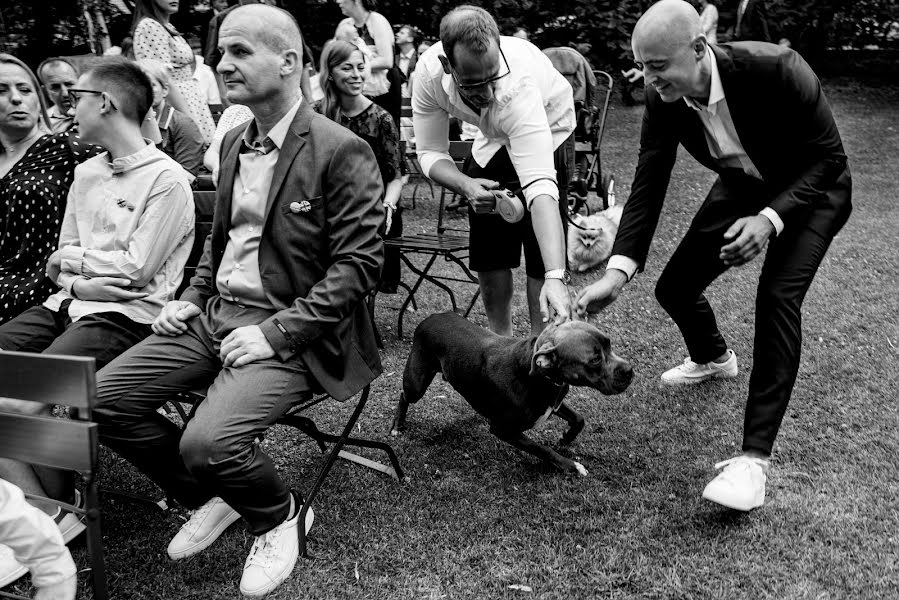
[187,35,222,108]
[697,0,719,43]
[0,54,100,325]
[336,0,401,131]
[131,0,217,142]
[0,56,194,587]
[733,0,770,42]
[36,58,79,134]
[138,59,205,176]
[511,27,529,41]
[0,479,76,599]
[317,39,403,294]
[395,24,420,98]
[577,0,851,511]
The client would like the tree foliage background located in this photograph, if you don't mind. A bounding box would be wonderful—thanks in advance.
[0,0,896,72]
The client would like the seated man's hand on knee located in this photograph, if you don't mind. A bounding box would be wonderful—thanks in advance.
[152,301,202,337]
[219,325,275,368]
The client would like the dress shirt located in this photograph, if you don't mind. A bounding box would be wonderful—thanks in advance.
[606,50,784,281]
[412,36,575,208]
[47,104,75,134]
[193,55,222,105]
[45,141,195,324]
[397,48,415,78]
[216,99,302,309]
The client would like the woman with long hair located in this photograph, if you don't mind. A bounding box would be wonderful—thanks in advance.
[334,0,402,131]
[0,54,99,325]
[131,0,215,143]
[317,39,404,293]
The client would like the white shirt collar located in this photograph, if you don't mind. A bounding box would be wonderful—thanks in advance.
[242,97,303,151]
[684,50,724,115]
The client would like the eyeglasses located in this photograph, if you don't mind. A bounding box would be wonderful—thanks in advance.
[67,88,116,110]
[448,47,511,92]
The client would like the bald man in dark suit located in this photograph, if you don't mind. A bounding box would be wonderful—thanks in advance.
[577,0,850,511]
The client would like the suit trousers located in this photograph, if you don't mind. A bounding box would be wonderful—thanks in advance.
[93,296,314,536]
[654,176,837,455]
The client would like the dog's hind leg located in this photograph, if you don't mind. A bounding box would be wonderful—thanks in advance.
[390,336,439,436]
[490,427,588,476]
[555,402,586,446]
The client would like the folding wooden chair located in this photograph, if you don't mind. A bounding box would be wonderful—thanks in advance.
[374,140,480,338]
[0,352,107,600]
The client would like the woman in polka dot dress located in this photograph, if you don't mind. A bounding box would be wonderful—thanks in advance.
[0,54,99,325]
[131,0,215,144]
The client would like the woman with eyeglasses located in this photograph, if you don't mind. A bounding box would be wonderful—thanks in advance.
[0,54,99,325]
[316,39,404,293]
[131,0,216,144]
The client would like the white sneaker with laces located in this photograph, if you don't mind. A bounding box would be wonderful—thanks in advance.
[702,455,769,511]
[239,504,314,598]
[0,545,27,589]
[660,349,738,385]
[167,496,241,560]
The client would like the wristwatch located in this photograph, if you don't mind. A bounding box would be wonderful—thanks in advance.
[544,268,571,286]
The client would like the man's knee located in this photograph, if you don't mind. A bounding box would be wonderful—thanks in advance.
[180,426,248,475]
[655,272,684,312]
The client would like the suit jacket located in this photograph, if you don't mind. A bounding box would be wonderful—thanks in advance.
[395,47,418,84]
[734,0,770,42]
[180,101,386,401]
[612,43,852,271]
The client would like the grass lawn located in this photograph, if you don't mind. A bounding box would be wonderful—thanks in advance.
[12,80,898,600]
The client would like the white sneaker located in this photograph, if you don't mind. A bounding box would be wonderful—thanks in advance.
[660,349,738,385]
[702,455,768,511]
[167,497,241,560]
[0,545,27,589]
[239,505,314,598]
[55,490,86,544]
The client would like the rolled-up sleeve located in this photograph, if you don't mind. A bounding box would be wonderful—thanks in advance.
[412,74,453,177]
[495,80,560,208]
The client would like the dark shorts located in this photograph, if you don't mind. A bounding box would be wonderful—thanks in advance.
[466,135,572,279]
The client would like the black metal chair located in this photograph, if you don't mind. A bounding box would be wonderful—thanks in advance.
[0,352,107,600]
[373,140,480,338]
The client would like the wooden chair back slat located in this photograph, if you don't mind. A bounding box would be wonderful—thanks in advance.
[0,351,95,409]
[0,414,97,472]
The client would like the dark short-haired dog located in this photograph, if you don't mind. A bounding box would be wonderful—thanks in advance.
[390,312,633,475]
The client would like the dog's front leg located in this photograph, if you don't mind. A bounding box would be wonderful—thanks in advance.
[554,402,585,446]
[490,426,588,476]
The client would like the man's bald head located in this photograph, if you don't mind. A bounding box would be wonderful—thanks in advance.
[630,0,710,103]
[632,0,702,51]
[221,4,303,63]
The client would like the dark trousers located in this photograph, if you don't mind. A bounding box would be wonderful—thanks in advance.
[654,176,840,455]
[93,297,312,536]
[465,135,573,279]
[0,301,150,369]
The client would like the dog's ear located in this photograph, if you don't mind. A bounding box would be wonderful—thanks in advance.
[530,341,558,377]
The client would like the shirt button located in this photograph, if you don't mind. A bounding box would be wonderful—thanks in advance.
[243,189,249,195]
[248,226,254,232]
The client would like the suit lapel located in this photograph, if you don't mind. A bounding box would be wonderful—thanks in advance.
[263,102,312,224]
[713,44,767,175]
[218,124,246,229]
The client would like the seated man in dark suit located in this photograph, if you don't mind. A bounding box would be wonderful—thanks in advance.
[93,5,384,597]
[577,0,851,511]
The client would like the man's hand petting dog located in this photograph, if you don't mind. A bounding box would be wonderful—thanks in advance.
[576,269,628,317]
[391,312,633,475]
[540,278,572,325]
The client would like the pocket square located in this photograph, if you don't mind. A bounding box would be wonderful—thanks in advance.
[289,200,312,214]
